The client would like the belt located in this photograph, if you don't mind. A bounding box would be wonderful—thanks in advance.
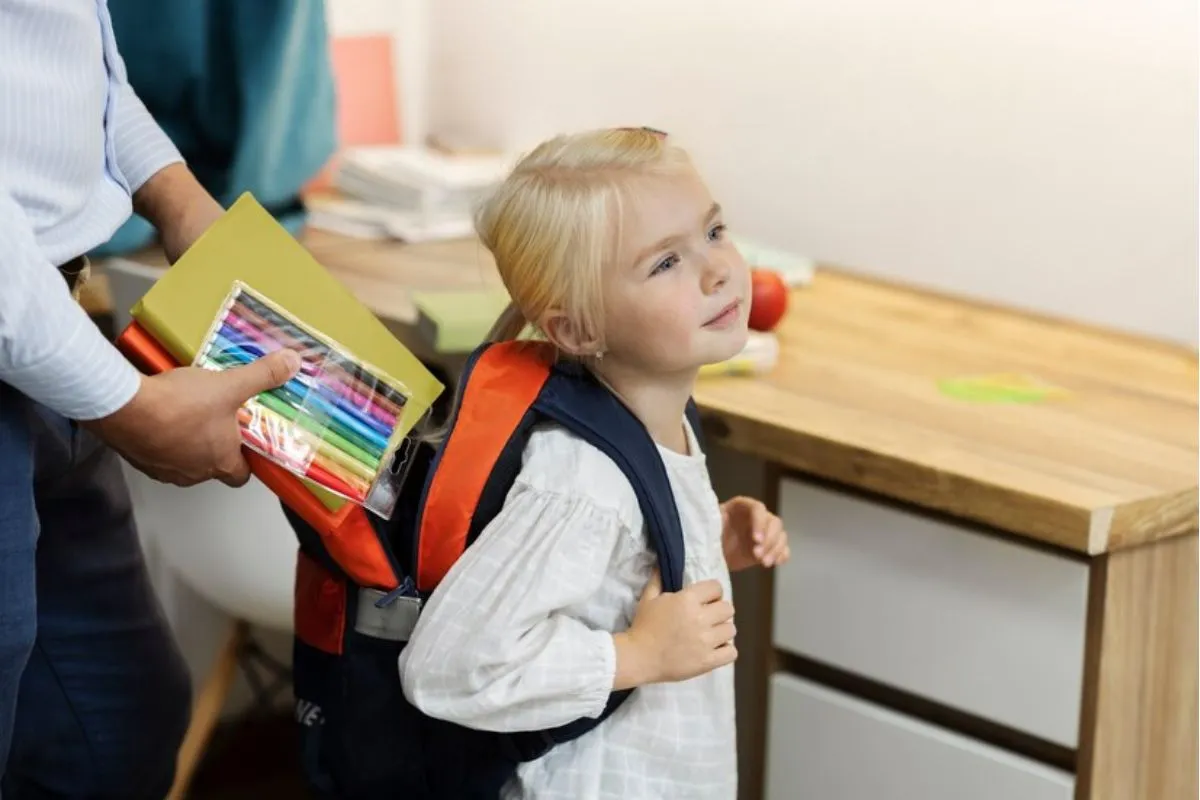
[58,256,90,299]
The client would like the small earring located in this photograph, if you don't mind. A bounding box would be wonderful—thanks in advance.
[594,350,605,362]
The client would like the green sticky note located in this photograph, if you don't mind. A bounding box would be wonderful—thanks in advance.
[410,289,512,353]
[937,374,1070,404]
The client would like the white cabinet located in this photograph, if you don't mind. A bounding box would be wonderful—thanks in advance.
[772,479,1089,746]
[765,674,1075,800]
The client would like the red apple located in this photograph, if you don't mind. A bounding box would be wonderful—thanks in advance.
[748,268,788,331]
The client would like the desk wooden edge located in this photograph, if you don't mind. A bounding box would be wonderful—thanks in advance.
[697,406,1198,555]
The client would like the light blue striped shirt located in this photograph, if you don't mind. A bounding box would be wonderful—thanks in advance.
[0,0,183,420]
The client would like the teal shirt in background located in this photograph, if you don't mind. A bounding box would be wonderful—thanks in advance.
[93,0,337,256]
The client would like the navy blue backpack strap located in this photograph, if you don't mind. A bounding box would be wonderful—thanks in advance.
[495,363,692,762]
[535,365,688,592]
[685,397,705,452]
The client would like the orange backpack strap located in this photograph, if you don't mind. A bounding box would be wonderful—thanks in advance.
[416,341,554,592]
[281,491,401,592]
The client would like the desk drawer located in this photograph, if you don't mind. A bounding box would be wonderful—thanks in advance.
[772,479,1088,746]
[765,674,1075,800]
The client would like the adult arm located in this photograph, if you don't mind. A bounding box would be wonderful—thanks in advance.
[105,2,223,263]
[0,199,300,487]
[0,192,142,421]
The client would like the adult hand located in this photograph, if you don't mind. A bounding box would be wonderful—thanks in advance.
[83,349,301,487]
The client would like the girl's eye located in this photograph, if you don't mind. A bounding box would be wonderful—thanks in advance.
[707,223,727,242]
[650,253,679,277]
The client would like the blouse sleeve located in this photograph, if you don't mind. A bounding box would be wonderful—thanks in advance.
[398,482,628,733]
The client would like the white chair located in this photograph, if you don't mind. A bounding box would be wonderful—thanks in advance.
[102,257,300,798]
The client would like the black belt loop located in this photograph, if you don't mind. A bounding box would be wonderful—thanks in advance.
[57,256,88,294]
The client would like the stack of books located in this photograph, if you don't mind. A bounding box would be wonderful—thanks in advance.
[115,193,444,540]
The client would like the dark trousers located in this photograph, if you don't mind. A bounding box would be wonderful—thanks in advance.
[0,383,191,798]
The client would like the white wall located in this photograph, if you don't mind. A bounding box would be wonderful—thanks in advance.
[137,0,1196,721]
[427,0,1198,344]
[326,0,430,146]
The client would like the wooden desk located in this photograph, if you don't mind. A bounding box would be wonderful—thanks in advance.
[115,229,1197,800]
[693,272,1197,800]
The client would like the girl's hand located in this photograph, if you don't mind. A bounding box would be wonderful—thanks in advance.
[721,496,790,572]
[613,570,737,689]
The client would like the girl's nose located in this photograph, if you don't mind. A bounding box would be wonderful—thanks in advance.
[701,254,731,295]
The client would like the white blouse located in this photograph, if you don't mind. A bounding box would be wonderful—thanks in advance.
[398,419,737,799]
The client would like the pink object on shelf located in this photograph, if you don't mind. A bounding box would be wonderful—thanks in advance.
[307,34,402,191]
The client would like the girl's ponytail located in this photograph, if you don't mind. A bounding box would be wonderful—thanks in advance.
[487,301,528,343]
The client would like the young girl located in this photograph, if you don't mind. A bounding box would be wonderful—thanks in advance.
[398,128,790,799]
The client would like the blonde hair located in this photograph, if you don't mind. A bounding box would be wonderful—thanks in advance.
[415,129,692,446]
[478,127,692,352]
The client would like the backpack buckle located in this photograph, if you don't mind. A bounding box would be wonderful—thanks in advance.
[354,579,422,642]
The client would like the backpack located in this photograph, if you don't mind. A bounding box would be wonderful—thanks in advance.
[283,340,705,799]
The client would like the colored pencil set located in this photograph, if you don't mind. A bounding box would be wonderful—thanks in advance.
[196,282,412,515]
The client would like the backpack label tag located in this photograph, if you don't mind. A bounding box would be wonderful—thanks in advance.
[355,589,422,642]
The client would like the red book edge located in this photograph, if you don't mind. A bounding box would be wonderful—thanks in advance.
[115,322,355,536]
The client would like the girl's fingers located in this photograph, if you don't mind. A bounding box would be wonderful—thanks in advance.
[761,520,788,567]
[751,503,772,538]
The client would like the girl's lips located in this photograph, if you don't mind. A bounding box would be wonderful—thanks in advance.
[704,300,742,329]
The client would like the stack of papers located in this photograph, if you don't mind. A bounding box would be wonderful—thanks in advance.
[306,146,515,243]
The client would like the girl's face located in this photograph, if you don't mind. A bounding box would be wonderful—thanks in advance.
[600,168,750,376]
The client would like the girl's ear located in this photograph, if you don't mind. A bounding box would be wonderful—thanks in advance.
[540,311,602,358]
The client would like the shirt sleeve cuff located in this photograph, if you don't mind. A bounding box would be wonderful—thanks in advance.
[113,84,184,194]
[3,293,142,421]
[579,629,619,719]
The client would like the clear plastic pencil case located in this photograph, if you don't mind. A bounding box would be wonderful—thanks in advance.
[194,281,415,520]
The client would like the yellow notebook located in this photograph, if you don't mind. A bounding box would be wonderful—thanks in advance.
[130,193,444,510]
